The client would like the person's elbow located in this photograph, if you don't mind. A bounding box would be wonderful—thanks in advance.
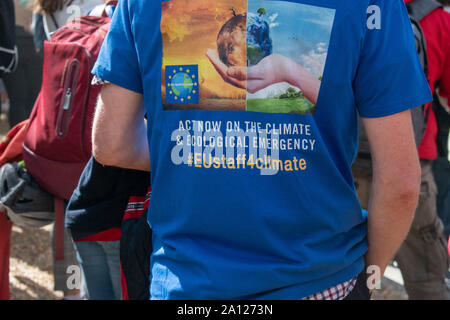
[364,110,422,217]
[91,98,124,167]
[393,164,421,208]
[92,130,118,167]
[376,157,422,213]
[91,83,145,168]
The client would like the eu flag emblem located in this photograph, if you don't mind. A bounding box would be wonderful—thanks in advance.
[165,65,199,104]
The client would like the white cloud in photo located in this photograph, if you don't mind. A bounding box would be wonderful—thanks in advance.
[298,43,328,78]
[268,12,279,28]
[269,13,278,22]
[247,82,301,100]
[316,42,327,53]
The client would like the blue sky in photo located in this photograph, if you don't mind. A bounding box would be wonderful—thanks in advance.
[247,0,336,98]
[248,0,335,76]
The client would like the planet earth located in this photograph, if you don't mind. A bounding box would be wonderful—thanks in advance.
[217,12,273,68]
[217,13,247,67]
[246,12,273,66]
[170,72,194,98]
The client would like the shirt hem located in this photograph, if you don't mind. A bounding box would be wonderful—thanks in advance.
[259,259,365,300]
[92,63,144,95]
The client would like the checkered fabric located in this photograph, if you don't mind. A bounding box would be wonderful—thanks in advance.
[302,276,357,300]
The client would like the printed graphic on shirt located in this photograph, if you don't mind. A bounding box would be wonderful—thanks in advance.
[165,65,200,104]
[161,0,335,115]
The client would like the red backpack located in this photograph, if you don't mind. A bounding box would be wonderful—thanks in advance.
[23,15,110,200]
[22,5,115,260]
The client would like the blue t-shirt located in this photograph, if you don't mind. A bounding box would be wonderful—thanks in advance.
[93,0,432,299]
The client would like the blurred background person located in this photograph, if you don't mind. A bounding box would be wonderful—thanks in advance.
[32,0,118,300]
[432,0,450,273]
[390,0,450,300]
[33,0,103,40]
[0,0,17,301]
[354,0,450,299]
[2,0,42,128]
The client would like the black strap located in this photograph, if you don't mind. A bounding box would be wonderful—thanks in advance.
[50,13,59,30]
[406,0,442,77]
[407,0,442,22]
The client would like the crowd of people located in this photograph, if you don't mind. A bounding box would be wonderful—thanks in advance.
[0,0,449,300]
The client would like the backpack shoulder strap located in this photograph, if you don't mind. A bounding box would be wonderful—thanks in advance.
[407,0,443,22]
[49,13,59,30]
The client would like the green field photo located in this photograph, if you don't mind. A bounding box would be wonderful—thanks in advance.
[246,87,315,114]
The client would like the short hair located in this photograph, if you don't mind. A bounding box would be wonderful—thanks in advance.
[33,0,75,15]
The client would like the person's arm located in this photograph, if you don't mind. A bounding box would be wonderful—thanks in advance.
[206,50,320,105]
[92,83,150,172]
[205,49,246,89]
[362,109,421,278]
[244,54,320,104]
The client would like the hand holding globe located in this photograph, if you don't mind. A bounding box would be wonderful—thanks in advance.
[206,9,321,105]
[206,49,246,90]
[206,10,273,91]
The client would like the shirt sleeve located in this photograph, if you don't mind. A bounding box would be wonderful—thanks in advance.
[91,0,143,94]
[354,0,432,118]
